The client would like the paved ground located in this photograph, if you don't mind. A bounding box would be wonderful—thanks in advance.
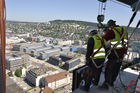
[9,76,32,91]
[6,76,25,93]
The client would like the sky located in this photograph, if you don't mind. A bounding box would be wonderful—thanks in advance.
[6,0,140,27]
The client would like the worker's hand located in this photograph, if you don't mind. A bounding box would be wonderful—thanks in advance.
[86,58,92,67]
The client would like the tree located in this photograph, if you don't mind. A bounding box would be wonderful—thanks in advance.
[15,69,22,77]
[8,71,13,77]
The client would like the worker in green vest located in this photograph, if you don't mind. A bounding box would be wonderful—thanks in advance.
[80,29,106,92]
[101,19,128,90]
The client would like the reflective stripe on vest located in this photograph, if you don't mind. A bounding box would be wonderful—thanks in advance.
[92,34,106,59]
[111,26,128,49]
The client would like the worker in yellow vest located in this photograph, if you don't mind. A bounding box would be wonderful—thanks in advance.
[80,29,106,92]
[101,19,128,90]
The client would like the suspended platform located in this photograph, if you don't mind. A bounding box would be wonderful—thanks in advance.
[73,68,140,93]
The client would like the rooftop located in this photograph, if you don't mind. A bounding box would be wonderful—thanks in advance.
[30,66,56,76]
[41,48,60,54]
[45,71,69,83]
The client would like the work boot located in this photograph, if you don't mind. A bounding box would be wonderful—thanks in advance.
[90,80,98,88]
[79,80,90,92]
[79,86,90,92]
[99,82,109,90]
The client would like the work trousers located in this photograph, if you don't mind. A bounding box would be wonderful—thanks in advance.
[105,58,122,86]
[84,59,104,89]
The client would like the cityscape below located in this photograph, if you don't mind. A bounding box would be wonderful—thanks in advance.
[6,20,140,93]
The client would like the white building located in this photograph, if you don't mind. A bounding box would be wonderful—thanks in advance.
[45,72,70,89]
[123,51,139,62]
[58,40,74,46]
[26,67,58,86]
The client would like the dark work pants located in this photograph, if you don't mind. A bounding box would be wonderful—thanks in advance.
[105,58,122,86]
[84,59,104,89]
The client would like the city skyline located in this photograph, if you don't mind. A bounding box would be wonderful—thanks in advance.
[6,0,140,27]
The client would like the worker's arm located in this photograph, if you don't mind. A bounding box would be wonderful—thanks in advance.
[86,37,94,65]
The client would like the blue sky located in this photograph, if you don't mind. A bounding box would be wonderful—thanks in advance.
[6,0,140,27]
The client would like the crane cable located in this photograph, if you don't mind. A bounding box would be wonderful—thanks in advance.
[128,20,140,40]
[98,1,107,15]
[98,1,106,17]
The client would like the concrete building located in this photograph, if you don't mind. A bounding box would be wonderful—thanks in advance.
[44,72,70,89]
[26,67,58,87]
[12,43,30,51]
[73,40,82,45]
[20,43,45,53]
[60,46,70,54]
[58,40,73,46]
[30,46,52,57]
[52,45,61,49]
[12,44,22,51]
[77,47,86,55]
[48,54,80,70]
[6,53,30,71]
[17,33,31,38]
[63,58,80,70]
[6,36,26,50]
[48,56,63,67]
[38,49,61,60]
[70,47,78,52]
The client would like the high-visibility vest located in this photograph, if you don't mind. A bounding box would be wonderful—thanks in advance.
[91,34,106,59]
[111,26,128,49]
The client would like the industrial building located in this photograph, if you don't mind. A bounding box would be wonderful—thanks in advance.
[77,46,87,55]
[48,56,63,67]
[70,47,78,52]
[52,45,61,49]
[12,44,22,51]
[63,58,80,70]
[44,72,70,89]
[20,43,45,53]
[20,43,70,57]
[30,46,52,57]
[48,54,80,70]
[38,48,61,60]
[6,53,30,71]
[26,66,58,87]
[60,46,70,54]
[48,54,72,66]
[58,40,73,46]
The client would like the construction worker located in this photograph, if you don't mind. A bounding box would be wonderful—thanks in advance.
[101,19,128,89]
[80,29,106,92]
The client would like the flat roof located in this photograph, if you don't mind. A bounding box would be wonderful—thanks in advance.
[30,66,56,76]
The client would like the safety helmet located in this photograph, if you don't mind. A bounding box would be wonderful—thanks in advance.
[107,19,116,27]
[88,29,97,35]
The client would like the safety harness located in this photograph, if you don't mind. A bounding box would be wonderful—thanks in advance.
[90,35,106,68]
